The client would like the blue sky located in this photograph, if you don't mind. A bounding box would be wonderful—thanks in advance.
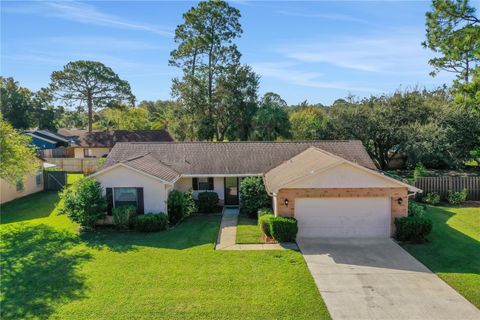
[2,1,475,105]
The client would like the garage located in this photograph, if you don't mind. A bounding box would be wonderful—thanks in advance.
[295,197,391,238]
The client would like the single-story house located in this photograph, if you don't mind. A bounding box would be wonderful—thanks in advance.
[56,128,174,158]
[0,158,44,204]
[25,130,70,150]
[91,141,419,238]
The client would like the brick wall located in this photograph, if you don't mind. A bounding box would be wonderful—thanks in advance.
[275,187,409,236]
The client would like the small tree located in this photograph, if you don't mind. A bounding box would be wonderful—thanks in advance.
[239,177,271,218]
[59,178,107,229]
[167,190,186,225]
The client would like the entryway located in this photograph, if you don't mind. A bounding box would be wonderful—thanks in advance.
[224,177,239,206]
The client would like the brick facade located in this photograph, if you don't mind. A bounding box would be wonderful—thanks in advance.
[274,187,409,236]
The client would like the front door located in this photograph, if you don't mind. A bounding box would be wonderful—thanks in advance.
[224,177,239,206]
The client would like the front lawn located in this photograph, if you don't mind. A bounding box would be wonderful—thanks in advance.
[1,192,330,320]
[402,205,480,308]
[236,214,263,244]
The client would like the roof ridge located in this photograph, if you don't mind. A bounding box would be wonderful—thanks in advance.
[115,140,361,145]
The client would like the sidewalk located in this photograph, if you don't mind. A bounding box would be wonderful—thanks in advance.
[215,207,298,251]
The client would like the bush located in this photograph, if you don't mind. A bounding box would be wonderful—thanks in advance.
[239,177,271,218]
[408,201,426,217]
[447,188,468,205]
[184,188,197,216]
[132,213,168,232]
[167,190,186,225]
[269,216,298,242]
[59,177,106,229]
[112,205,136,229]
[423,192,440,206]
[257,208,274,237]
[198,192,219,213]
[413,162,428,182]
[395,215,432,243]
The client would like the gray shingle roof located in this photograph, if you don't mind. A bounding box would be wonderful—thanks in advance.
[121,154,180,182]
[104,141,376,176]
[57,129,173,147]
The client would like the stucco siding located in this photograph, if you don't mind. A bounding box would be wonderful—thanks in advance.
[0,173,44,204]
[174,177,225,200]
[287,163,400,189]
[94,165,168,213]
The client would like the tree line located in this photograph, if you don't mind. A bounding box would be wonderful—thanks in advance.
[1,0,479,172]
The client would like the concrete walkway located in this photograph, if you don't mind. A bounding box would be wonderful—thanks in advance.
[298,238,480,320]
[215,207,298,251]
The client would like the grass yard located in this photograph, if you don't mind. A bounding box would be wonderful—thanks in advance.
[236,214,263,244]
[67,173,84,185]
[0,192,330,320]
[402,205,480,308]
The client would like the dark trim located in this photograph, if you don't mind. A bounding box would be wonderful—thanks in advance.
[208,177,214,191]
[192,178,198,190]
[136,188,144,214]
[106,188,113,215]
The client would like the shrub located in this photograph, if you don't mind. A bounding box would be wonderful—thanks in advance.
[198,192,219,213]
[269,216,298,242]
[133,213,168,232]
[112,205,136,229]
[447,188,468,205]
[239,177,271,218]
[59,177,106,229]
[167,190,186,225]
[413,162,428,182]
[423,192,440,206]
[408,201,426,217]
[257,207,273,217]
[258,212,274,237]
[395,215,432,243]
[184,188,197,216]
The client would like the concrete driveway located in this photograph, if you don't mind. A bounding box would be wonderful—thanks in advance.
[298,238,480,320]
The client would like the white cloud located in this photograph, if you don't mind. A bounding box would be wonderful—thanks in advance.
[4,1,173,37]
[279,32,432,75]
[251,62,378,92]
[276,10,371,24]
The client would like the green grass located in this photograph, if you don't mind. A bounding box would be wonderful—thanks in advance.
[1,192,330,320]
[402,205,480,308]
[67,173,85,185]
[236,214,264,244]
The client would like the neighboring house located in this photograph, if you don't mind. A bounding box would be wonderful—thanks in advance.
[91,141,419,238]
[25,130,70,150]
[0,159,44,204]
[57,129,174,158]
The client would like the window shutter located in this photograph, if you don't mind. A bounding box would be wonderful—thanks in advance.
[137,188,144,214]
[208,177,214,191]
[106,188,113,215]
[192,178,198,191]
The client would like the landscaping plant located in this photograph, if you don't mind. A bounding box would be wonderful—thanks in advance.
[423,192,440,206]
[133,213,168,232]
[269,216,298,242]
[447,188,468,205]
[395,215,432,243]
[112,205,136,229]
[408,201,426,217]
[239,177,271,218]
[167,190,186,225]
[59,177,107,229]
[198,192,219,213]
[184,188,197,216]
[257,209,274,238]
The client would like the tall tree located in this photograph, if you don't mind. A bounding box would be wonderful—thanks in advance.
[0,77,34,129]
[170,0,243,140]
[50,61,135,132]
[423,0,479,84]
[288,105,328,140]
[252,93,290,141]
[0,116,37,184]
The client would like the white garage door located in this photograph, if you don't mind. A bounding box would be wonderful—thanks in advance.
[295,197,391,238]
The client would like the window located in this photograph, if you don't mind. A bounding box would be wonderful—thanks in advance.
[16,179,24,191]
[35,170,42,185]
[193,177,213,191]
[114,188,138,208]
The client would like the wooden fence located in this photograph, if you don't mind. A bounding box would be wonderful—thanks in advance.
[415,176,480,200]
[44,158,103,174]
[39,147,74,158]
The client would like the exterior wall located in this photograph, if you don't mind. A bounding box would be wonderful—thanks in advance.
[274,187,408,236]
[74,147,111,158]
[94,166,168,213]
[0,172,44,204]
[287,163,399,189]
[174,176,225,200]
